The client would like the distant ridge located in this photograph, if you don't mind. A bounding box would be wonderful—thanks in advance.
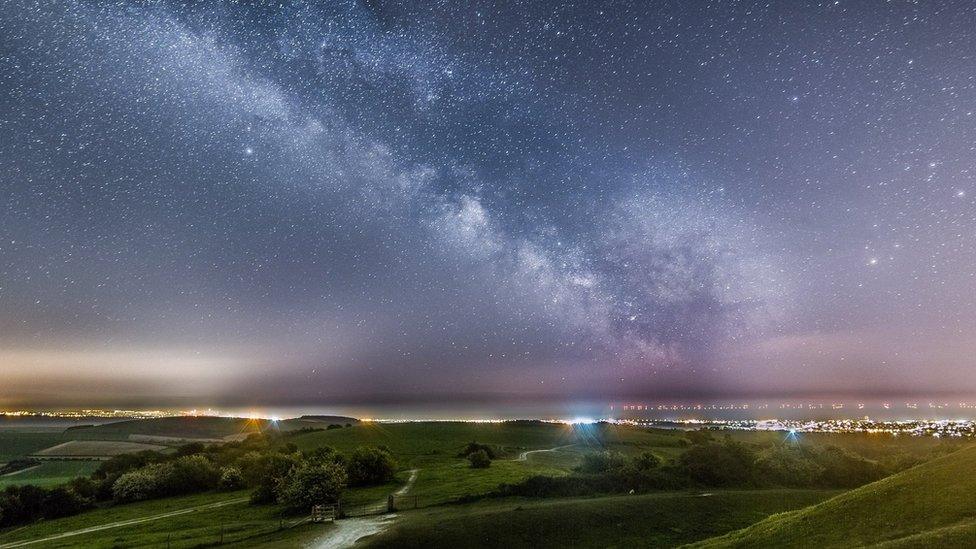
[62,415,358,441]
[296,415,360,425]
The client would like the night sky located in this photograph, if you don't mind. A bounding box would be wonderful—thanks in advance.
[2,1,975,409]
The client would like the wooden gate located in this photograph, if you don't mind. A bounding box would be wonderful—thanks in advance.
[311,504,337,522]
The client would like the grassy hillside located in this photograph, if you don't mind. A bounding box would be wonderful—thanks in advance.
[0,432,68,462]
[691,444,976,548]
[62,415,358,442]
[64,416,288,441]
[0,461,99,489]
[364,490,839,548]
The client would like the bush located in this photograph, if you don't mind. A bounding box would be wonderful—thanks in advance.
[112,465,168,502]
[170,455,219,492]
[468,449,491,468]
[458,442,497,459]
[219,467,245,491]
[275,462,347,510]
[112,456,218,502]
[679,440,757,486]
[756,446,824,487]
[346,447,397,486]
[576,451,627,474]
[633,452,661,471]
[41,487,88,519]
[686,429,715,446]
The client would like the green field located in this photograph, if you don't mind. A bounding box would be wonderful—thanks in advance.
[62,416,358,442]
[0,431,69,462]
[287,421,685,505]
[691,443,976,548]
[33,440,169,457]
[363,489,839,548]
[0,461,99,489]
[2,419,970,548]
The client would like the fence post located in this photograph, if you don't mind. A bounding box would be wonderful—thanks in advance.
[387,494,395,513]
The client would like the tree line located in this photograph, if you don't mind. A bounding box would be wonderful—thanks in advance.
[0,434,396,528]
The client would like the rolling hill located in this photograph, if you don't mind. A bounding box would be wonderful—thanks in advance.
[690,443,976,548]
[63,415,357,441]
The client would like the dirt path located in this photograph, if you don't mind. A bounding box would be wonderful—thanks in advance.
[0,497,249,548]
[0,465,41,477]
[516,443,577,461]
[310,468,419,549]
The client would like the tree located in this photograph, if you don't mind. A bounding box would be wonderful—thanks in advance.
[169,455,219,492]
[679,441,757,486]
[458,442,497,459]
[468,449,491,469]
[686,429,715,446]
[275,462,347,510]
[219,467,245,491]
[112,466,166,502]
[577,451,627,474]
[346,447,397,486]
[633,452,661,471]
[41,488,87,519]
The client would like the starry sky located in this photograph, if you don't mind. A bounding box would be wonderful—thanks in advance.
[2,0,975,410]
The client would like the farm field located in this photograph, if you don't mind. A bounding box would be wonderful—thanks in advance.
[63,416,356,442]
[0,461,99,489]
[363,489,840,548]
[32,440,169,458]
[0,432,69,462]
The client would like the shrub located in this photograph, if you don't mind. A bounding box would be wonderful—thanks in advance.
[468,449,491,469]
[219,467,245,491]
[576,451,627,474]
[112,465,169,502]
[41,487,88,519]
[346,447,397,486]
[169,455,219,492]
[303,446,341,466]
[686,429,715,446]
[756,445,824,487]
[458,442,497,459]
[633,452,662,471]
[175,442,207,457]
[679,440,757,486]
[275,462,347,511]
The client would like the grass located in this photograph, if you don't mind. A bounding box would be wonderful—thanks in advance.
[33,440,169,457]
[0,461,99,488]
[5,420,967,548]
[288,421,685,504]
[0,471,406,547]
[363,489,840,548]
[64,417,276,441]
[690,443,976,548]
[0,432,69,462]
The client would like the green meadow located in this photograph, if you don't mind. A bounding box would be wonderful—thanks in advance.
[1,418,973,548]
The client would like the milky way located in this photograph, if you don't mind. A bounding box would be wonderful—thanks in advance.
[2,1,975,408]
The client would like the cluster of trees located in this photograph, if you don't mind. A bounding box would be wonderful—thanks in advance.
[496,433,900,499]
[0,435,398,528]
[0,485,91,527]
[458,442,496,468]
